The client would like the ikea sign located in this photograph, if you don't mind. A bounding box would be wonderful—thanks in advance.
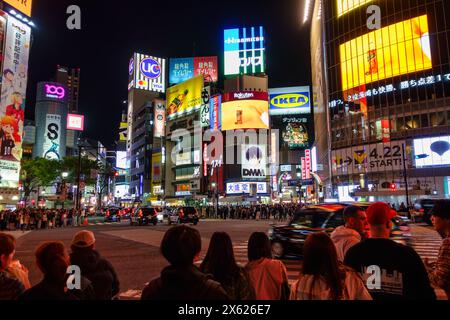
[269,86,311,115]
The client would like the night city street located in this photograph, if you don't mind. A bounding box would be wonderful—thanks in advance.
[0,0,450,314]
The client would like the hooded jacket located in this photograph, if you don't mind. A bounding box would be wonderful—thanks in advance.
[70,249,120,300]
[141,265,229,300]
[331,226,362,262]
[290,269,372,300]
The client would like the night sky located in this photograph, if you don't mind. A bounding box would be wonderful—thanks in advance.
[24,0,311,148]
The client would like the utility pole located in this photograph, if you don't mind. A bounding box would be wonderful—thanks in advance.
[76,144,82,210]
[402,143,410,208]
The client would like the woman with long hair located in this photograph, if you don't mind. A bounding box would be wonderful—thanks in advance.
[245,232,290,300]
[200,232,254,300]
[290,233,372,300]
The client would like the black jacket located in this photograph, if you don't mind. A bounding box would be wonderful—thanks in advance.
[141,265,229,300]
[70,249,120,300]
[18,276,95,301]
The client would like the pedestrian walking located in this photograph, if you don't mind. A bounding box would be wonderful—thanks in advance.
[344,202,436,300]
[141,225,228,300]
[425,200,450,299]
[70,230,120,300]
[200,232,255,300]
[290,233,371,300]
[245,232,290,300]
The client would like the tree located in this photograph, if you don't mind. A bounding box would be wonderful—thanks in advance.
[20,158,62,203]
[60,156,100,186]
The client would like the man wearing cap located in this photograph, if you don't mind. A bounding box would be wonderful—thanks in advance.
[69,230,120,300]
[344,202,436,300]
[426,200,450,299]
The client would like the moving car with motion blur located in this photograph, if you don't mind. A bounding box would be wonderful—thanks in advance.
[411,198,439,225]
[168,206,199,225]
[269,203,411,259]
[104,207,123,222]
[130,206,159,226]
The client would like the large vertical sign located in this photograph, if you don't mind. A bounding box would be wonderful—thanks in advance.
[224,27,266,76]
[210,95,222,130]
[154,100,166,138]
[43,115,61,160]
[0,15,31,188]
[200,86,210,128]
[305,149,311,180]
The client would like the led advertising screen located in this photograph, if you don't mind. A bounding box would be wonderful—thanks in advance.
[269,87,311,115]
[340,15,432,91]
[337,0,372,17]
[221,92,269,131]
[116,151,128,170]
[67,114,84,131]
[43,114,62,160]
[36,82,68,104]
[0,15,31,188]
[414,136,450,168]
[4,0,33,17]
[224,27,265,76]
[166,75,204,119]
[129,53,166,93]
[272,115,312,150]
[241,144,267,179]
[154,100,166,138]
[169,56,218,84]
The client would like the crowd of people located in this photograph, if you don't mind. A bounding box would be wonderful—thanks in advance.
[202,203,304,221]
[0,209,88,231]
[0,200,449,300]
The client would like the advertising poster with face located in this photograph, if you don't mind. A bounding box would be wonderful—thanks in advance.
[0,15,31,188]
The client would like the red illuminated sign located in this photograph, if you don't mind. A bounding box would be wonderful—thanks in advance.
[67,114,85,131]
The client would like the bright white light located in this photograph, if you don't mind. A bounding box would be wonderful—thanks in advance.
[23,18,29,22]
[16,14,23,20]
[28,21,35,27]
[303,0,312,24]
[62,172,69,178]
[12,196,19,201]
[9,10,17,15]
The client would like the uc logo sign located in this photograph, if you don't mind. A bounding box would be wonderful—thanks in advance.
[140,58,161,79]
[270,93,309,108]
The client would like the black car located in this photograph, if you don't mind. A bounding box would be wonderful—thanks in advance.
[168,207,199,225]
[269,203,411,259]
[131,207,159,226]
[412,199,439,225]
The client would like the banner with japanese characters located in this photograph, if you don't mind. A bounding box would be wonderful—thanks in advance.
[0,14,31,188]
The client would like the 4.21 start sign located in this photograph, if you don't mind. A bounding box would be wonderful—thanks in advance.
[332,141,406,175]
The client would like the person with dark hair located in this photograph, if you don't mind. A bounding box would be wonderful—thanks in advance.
[141,225,228,300]
[245,232,289,300]
[426,200,450,299]
[70,230,120,300]
[290,233,371,300]
[331,206,368,261]
[19,241,95,300]
[200,232,255,300]
[344,202,436,300]
[0,233,27,300]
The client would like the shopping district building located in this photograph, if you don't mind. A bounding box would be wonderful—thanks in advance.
[309,0,450,206]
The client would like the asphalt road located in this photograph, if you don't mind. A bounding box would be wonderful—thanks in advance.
[7,219,447,300]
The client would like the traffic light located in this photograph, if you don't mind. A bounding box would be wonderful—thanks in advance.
[390,183,396,191]
[114,171,120,177]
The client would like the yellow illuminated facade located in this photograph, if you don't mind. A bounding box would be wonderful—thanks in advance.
[337,0,372,17]
[340,15,432,91]
[4,0,33,17]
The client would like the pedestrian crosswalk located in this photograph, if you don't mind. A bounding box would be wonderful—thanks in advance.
[409,225,442,262]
